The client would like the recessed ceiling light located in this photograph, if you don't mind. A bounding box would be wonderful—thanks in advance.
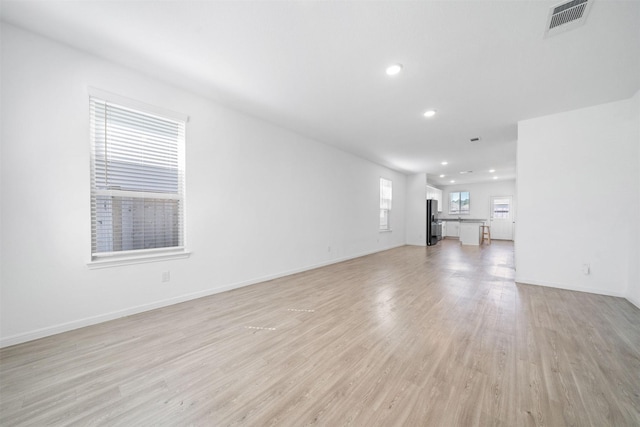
[386,64,403,76]
[441,161,448,165]
[439,174,445,178]
[489,169,496,173]
[423,110,437,118]
[493,176,498,180]
[450,180,456,183]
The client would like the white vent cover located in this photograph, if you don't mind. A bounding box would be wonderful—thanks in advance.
[544,0,593,38]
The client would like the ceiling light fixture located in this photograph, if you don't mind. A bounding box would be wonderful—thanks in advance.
[385,64,403,76]
[493,176,498,180]
[489,169,496,173]
[450,180,455,183]
[439,174,445,178]
[423,110,437,118]
[441,161,448,165]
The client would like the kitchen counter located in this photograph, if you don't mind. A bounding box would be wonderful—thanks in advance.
[439,218,487,223]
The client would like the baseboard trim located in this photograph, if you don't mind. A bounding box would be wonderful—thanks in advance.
[514,276,627,299]
[0,244,405,348]
[626,295,640,310]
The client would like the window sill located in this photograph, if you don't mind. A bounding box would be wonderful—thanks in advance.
[87,250,191,269]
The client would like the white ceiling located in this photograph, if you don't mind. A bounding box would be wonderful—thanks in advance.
[2,0,639,186]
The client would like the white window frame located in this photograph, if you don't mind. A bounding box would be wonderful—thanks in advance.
[88,89,190,268]
[449,191,470,215]
[380,178,392,231]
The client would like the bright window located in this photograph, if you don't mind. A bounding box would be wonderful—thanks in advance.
[492,198,511,219]
[449,191,470,215]
[90,95,186,261]
[380,178,392,230]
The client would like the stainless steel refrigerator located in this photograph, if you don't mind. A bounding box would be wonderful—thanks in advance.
[426,199,441,246]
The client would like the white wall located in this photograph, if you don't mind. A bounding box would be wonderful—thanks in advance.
[438,180,517,222]
[0,25,406,346]
[516,92,640,299]
[405,173,427,246]
[629,91,640,308]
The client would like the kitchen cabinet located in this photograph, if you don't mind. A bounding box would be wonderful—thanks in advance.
[426,185,443,212]
[444,221,459,237]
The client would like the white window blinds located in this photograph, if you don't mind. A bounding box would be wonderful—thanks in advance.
[90,97,185,258]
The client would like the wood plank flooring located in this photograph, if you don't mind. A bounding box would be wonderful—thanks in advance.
[1,241,639,426]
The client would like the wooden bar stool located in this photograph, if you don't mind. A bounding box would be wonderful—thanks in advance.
[480,225,491,245]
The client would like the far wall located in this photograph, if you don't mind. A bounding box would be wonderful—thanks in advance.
[438,180,517,224]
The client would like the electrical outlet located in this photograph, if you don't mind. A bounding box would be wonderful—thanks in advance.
[162,271,170,282]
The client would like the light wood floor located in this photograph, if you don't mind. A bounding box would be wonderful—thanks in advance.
[1,241,639,426]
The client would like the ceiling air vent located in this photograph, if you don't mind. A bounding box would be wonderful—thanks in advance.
[470,137,481,143]
[544,0,592,38]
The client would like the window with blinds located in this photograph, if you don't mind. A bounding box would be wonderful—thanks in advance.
[380,178,392,231]
[90,96,185,259]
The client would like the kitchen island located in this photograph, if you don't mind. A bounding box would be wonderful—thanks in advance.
[440,219,487,245]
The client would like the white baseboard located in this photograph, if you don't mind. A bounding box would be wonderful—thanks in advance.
[0,244,405,348]
[626,295,640,310]
[514,276,627,299]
